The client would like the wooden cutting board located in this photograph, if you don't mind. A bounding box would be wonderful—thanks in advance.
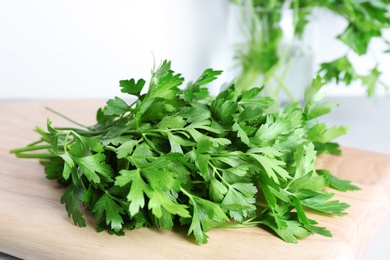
[1,100,390,260]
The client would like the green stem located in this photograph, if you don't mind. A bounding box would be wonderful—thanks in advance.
[26,139,46,147]
[54,127,106,137]
[235,0,309,102]
[45,106,90,129]
[12,153,58,159]
[209,162,231,188]
[34,127,51,143]
[104,145,117,153]
[10,144,53,154]
[180,187,193,200]
[63,131,71,154]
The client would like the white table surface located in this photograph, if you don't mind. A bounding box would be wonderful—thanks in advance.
[1,96,389,260]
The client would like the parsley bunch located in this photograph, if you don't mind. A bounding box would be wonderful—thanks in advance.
[11,60,359,244]
[232,0,390,98]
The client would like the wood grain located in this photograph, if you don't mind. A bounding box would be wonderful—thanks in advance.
[1,100,390,260]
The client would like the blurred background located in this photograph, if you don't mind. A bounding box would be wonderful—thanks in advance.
[1,0,389,100]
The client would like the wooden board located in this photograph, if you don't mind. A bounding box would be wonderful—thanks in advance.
[1,100,390,260]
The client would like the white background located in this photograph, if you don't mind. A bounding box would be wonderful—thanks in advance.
[1,0,389,100]
[0,0,229,99]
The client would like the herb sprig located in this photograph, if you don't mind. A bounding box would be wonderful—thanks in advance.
[11,60,358,244]
[232,0,390,99]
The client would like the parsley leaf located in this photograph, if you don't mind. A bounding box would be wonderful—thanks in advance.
[120,78,146,97]
[317,169,360,192]
[103,97,131,116]
[92,193,125,233]
[60,184,87,227]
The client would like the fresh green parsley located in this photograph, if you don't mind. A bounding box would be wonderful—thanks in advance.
[10,60,358,244]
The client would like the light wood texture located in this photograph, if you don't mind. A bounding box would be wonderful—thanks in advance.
[1,100,390,260]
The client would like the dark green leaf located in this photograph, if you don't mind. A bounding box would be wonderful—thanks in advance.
[92,193,125,233]
[60,184,86,227]
[120,78,145,96]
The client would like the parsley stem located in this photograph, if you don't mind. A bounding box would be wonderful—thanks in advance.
[45,106,89,128]
[34,127,51,143]
[180,187,193,199]
[63,131,71,154]
[26,139,46,147]
[54,127,106,136]
[104,146,117,152]
[10,144,53,154]
[12,152,57,159]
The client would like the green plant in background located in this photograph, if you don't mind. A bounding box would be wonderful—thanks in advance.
[231,0,390,100]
